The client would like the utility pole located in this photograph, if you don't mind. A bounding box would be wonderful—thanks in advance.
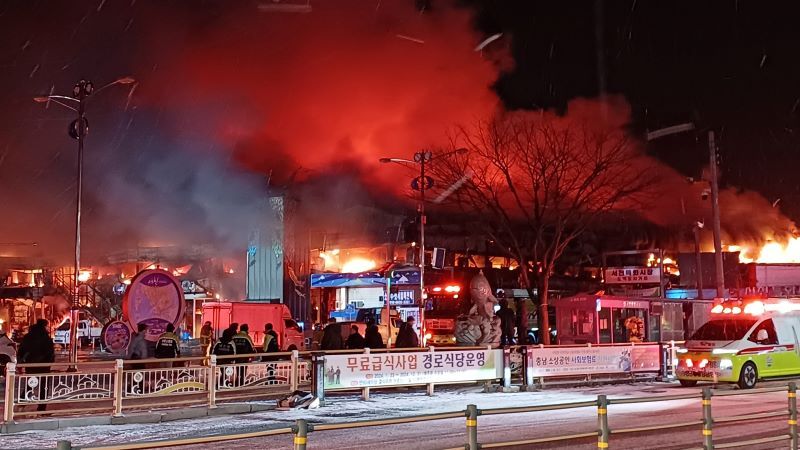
[693,223,704,300]
[34,76,135,364]
[416,150,429,341]
[379,148,466,346]
[69,82,89,366]
[708,131,725,299]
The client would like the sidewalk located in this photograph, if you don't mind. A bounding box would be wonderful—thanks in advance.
[0,382,694,449]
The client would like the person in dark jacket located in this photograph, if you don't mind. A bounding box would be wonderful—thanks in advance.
[126,323,149,394]
[212,328,237,387]
[233,324,255,356]
[320,320,344,350]
[212,329,237,359]
[345,325,366,349]
[233,324,254,385]
[496,299,516,346]
[364,322,385,349]
[127,323,149,363]
[262,323,279,353]
[394,317,420,348]
[155,323,181,365]
[18,319,55,411]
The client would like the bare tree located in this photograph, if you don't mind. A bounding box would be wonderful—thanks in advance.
[432,113,653,344]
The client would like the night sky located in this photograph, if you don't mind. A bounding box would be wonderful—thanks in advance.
[2,0,800,259]
[473,0,800,218]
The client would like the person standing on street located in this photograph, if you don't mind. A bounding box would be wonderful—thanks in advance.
[0,329,17,376]
[364,322,385,349]
[127,323,149,394]
[233,324,254,386]
[395,317,420,348]
[155,323,181,366]
[346,325,365,349]
[200,321,214,353]
[233,324,255,356]
[496,298,517,346]
[18,319,55,411]
[262,323,279,353]
[320,319,343,350]
[261,323,280,379]
[127,323,149,363]
[212,328,237,387]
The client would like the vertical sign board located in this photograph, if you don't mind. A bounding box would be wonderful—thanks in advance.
[247,196,284,301]
[526,344,661,377]
[324,349,502,390]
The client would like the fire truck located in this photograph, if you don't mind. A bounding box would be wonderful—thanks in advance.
[677,298,800,389]
[422,283,464,346]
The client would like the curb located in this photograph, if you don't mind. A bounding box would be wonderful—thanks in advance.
[0,402,273,434]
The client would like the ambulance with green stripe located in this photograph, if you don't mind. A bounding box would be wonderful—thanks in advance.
[676,299,800,389]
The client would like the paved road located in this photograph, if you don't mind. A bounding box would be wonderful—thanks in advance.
[3,381,795,449]
[178,384,794,450]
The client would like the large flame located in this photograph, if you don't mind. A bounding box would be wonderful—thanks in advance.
[341,258,376,273]
[733,238,800,263]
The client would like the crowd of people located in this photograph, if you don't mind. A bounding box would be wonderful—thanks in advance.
[315,315,421,350]
[0,303,523,411]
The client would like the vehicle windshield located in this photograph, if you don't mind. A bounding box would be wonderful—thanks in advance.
[57,321,71,331]
[690,319,757,341]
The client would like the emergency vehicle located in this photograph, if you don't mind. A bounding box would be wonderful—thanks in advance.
[422,283,463,346]
[676,298,800,389]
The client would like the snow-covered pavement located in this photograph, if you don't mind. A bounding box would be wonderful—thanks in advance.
[0,381,790,449]
[0,382,690,448]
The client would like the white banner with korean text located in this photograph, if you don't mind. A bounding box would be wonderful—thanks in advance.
[527,344,661,378]
[324,349,502,390]
[604,267,661,284]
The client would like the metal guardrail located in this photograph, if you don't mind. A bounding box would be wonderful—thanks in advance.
[2,342,674,423]
[49,381,800,450]
[3,351,310,421]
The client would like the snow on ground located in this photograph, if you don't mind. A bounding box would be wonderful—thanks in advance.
[0,382,697,449]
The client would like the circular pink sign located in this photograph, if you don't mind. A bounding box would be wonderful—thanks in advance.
[123,269,185,342]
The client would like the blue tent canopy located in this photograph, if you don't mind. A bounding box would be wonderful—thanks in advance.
[310,269,420,288]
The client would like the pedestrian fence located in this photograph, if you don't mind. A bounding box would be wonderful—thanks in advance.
[50,382,800,450]
[2,352,309,421]
[3,342,672,423]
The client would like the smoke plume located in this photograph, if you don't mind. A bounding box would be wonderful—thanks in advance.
[0,1,789,265]
[0,1,499,262]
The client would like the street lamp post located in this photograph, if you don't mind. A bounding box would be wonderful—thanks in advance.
[34,77,135,364]
[647,123,725,299]
[379,148,466,346]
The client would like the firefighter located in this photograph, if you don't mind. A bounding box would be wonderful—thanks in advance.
[233,324,255,356]
[200,321,214,353]
[262,323,280,353]
[155,323,181,367]
[233,324,255,386]
[212,328,237,388]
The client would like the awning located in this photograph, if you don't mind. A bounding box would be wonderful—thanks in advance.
[310,269,420,288]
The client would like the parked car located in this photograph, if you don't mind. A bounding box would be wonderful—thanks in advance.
[53,320,102,349]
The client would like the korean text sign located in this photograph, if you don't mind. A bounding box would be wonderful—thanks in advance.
[324,349,501,390]
[527,344,660,377]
